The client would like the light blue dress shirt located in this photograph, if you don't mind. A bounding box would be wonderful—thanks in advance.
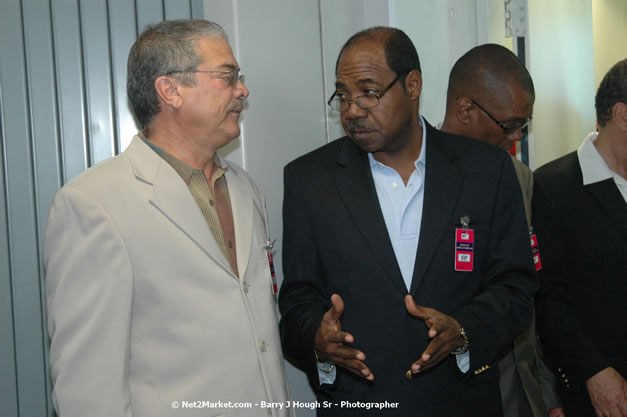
[368,115,427,290]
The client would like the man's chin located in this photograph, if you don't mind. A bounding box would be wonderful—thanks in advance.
[349,135,380,153]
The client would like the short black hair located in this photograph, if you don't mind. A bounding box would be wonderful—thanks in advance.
[595,58,627,127]
[447,43,534,105]
[335,26,421,89]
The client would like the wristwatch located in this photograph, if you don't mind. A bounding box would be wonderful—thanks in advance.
[314,350,336,373]
[451,327,470,355]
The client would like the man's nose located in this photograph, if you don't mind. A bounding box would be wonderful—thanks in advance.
[343,101,367,119]
[234,78,249,100]
[509,127,525,142]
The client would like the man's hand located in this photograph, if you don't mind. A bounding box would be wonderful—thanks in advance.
[549,407,565,417]
[585,367,627,417]
[314,294,374,380]
[405,295,466,374]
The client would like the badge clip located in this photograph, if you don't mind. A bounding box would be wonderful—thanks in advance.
[265,239,278,295]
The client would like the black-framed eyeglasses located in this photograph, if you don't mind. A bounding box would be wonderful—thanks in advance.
[327,73,404,112]
[469,98,531,135]
[165,68,244,87]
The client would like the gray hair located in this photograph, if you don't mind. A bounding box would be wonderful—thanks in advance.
[127,19,228,131]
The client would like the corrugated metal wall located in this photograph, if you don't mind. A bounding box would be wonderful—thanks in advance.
[0,1,203,416]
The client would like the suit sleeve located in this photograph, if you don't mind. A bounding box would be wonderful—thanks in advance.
[452,155,538,371]
[532,175,610,386]
[45,187,133,417]
[278,163,329,387]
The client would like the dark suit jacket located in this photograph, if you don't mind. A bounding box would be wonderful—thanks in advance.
[279,121,537,417]
[533,151,627,417]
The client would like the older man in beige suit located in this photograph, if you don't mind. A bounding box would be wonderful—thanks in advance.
[44,19,292,417]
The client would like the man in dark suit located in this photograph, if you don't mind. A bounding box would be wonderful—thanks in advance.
[278,27,537,416]
[533,58,627,417]
[441,44,563,417]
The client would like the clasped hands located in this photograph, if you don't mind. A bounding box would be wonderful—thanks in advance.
[313,294,466,380]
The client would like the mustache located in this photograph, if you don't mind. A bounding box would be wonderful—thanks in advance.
[347,121,371,131]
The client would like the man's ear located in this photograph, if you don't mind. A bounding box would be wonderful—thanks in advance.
[455,96,474,125]
[612,102,627,131]
[154,76,183,109]
[404,70,422,101]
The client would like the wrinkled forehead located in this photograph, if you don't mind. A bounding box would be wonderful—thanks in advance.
[337,39,388,71]
[195,37,238,68]
[335,41,393,86]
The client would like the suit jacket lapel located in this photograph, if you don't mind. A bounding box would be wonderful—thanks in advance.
[224,166,253,279]
[333,138,407,294]
[410,126,463,294]
[570,155,627,239]
[125,137,234,276]
[585,179,627,239]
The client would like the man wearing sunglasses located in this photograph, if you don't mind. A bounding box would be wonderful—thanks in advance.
[279,27,537,416]
[441,44,564,417]
[45,19,292,417]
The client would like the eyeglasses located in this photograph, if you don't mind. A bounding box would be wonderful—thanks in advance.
[165,68,244,87]
[469,98,531,135]
[327,73,403,112]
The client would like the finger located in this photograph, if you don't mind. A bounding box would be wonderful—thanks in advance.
[591,405,605,417]
[326,330,355,345]
[607,404,623,417]
[404,295,430,319]
[329,293,344,321]
[329,345,366,362]
[620,385,627,416]
[335,357,374,381]
[410,339,450,373]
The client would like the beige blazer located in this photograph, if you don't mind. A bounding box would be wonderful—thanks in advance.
[45,137,292,417]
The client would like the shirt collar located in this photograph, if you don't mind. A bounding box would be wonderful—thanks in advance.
[139,132,229,184]
[577,131,615,186]
[368,114,427,170]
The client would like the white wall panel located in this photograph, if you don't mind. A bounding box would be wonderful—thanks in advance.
[81,1,117,163]
[52,0,89,182]
[136,0,165,32]
[528,0,596,168]
[109,0,140,152]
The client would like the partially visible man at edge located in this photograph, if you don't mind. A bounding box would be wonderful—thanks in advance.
[45,19,292,417]
[279,26,537,416]
[441,43,564,417]
[533,58,627,417]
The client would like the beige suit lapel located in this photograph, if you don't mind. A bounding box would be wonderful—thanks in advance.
[125,137,234,277]
[224,165,253,279]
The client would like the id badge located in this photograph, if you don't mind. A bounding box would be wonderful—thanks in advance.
[530,233,542,271]
[455,228,474,272]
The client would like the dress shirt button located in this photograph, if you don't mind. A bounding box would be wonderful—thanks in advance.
[392,183,398,189]
[209,199,215,206]
[243,282,249,293]
[259,340,267,352]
